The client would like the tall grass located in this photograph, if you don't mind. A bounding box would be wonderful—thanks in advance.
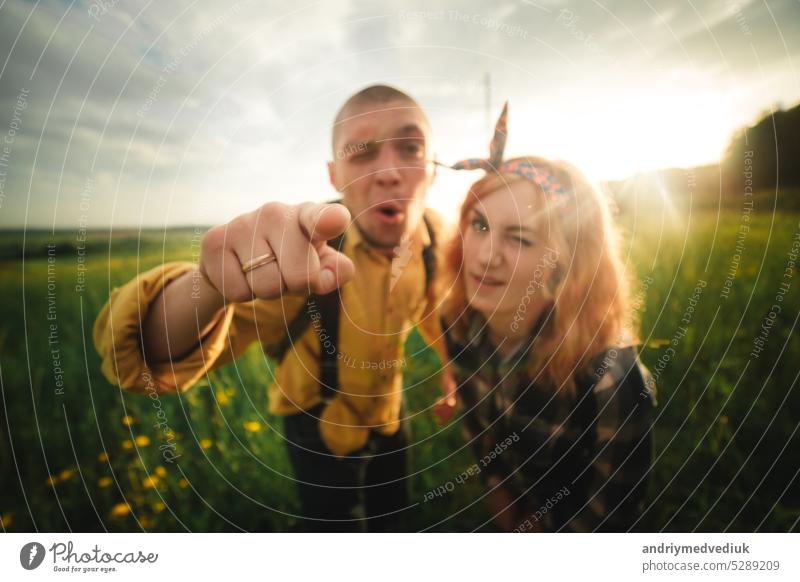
[1,203,798,532]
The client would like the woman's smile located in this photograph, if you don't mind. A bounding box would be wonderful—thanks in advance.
[469,272,506,290]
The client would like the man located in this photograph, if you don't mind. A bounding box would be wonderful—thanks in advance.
[94,85,455,532]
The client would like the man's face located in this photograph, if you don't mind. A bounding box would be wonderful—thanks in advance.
[328,100,435,249]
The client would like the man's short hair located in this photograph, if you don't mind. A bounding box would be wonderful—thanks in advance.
[331,85,426,151]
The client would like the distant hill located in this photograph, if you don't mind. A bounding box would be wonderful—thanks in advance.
[604,101,800,213]
[722,102,800,193]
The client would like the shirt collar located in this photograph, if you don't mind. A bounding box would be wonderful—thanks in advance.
[464,307,551,368]
[342,209,432,255]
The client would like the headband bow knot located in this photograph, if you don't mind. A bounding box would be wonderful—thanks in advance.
[442,101,568,201]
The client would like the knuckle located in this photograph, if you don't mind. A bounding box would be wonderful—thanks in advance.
[259,202,286,224]
[229,215,254,238]
[295,202,316,226]
[228,288,254,304]
[222,281,252,303]
[296,201,313,214]
[284,203,302,222]
[251,277,282,299]
[281,266,312,292]
[201,226,224,253]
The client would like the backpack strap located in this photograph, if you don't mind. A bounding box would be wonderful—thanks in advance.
[421,212,436,290]
[265,232,343,363]
[315,230,345,401]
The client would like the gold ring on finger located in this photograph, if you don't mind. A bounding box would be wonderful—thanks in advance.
[241,252,277,273]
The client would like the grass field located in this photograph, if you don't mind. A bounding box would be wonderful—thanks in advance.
[1,198,799,532]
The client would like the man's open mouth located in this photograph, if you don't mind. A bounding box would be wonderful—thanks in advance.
[374,202,405,225]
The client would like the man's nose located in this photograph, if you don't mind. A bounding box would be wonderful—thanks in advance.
[373,145,402,188]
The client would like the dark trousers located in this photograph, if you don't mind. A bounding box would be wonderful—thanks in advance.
[282,403,410,532]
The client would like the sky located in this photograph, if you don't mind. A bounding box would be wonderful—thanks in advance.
[0,0,798,229]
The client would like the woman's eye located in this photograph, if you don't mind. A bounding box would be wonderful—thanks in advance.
[471,218,488,232]
[510,236,532,247]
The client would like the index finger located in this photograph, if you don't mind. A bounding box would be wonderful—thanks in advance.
[297,202,351,243]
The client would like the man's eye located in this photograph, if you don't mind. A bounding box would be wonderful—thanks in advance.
[397,141,424,158]
[349,149,378,162]
[471,218,488,232]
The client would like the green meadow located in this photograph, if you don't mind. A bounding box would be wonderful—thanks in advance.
[1,197,798,532]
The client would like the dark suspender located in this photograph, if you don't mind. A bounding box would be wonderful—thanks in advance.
[421,213,437,288]
[315,275,341,402]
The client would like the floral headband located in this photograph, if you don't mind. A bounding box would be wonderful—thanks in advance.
[437,101,569,202]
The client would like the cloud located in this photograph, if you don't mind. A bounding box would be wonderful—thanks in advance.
[0,0,797,228]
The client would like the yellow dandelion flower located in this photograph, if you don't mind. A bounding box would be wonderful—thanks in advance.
[215,390,229,406]
[152,501,165,514]
[109,502,130,518]
[98,477,113,488]
[1,512,12,528]
[58,469,75,482]
[154,466,167,478]
[97,452,109,462]
[199,438,213,450]
[121,415,135,426]
[646,339,671,349]
[143,476,159,489]
[121,439,133,451]
[135,435,151,447]
[159,430,180,441]
[243,421,261,433]
[178,479,189,489]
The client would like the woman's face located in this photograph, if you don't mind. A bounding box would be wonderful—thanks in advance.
[462,179,559,327]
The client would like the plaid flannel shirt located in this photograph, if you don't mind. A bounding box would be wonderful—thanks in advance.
[445,313,656,532]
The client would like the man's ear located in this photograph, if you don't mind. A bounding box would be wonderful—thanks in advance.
[327,160,339,191]
[428,158,437,187]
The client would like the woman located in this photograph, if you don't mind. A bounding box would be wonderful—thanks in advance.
[438,103,656,532]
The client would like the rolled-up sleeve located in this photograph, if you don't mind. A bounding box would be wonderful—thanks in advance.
[93,261,305,395]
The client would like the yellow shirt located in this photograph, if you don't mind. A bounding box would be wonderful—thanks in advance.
[93,211,447,456]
